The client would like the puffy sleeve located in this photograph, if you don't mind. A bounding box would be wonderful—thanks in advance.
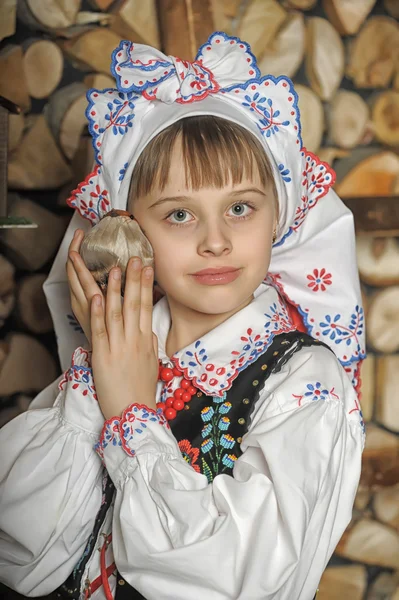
[0,348,105,596]
[97,345,364,600]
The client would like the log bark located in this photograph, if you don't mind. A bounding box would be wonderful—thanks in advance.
[282,0,316,8]
[317,147,348,166]
[384,0,399,19]
[8,115,73,189]
[295,84,324,153]
[0,255,16,328]
[23,39,64,99]
[374,486,399,532]
[157,0,216,59]
[367,287,399,354]
[328,90,370,150]
[322,0,376,36]
[2,195,67,271]
[8,112,24,153]
[238,0,287,60]
[0,333,58,396]
[346,16,399,88]
[305,17,345,101]
[258,12,305,79]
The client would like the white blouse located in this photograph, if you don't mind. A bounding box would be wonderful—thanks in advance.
[0,284,365,600]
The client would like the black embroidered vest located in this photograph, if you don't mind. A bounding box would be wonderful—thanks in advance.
[55,331,330,600]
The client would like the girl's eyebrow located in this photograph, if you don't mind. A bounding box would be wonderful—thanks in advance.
[149,187,267,210]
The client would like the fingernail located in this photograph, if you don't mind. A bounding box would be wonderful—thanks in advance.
[95,296,102,306]
[144,267,153,278]
[132,258,141,269]
[113,269,121,280]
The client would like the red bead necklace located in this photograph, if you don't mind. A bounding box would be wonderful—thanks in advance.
[157,361,198,421]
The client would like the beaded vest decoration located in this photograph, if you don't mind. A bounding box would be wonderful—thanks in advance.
[55,331,331,600]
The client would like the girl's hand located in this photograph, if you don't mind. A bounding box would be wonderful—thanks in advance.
[90,258,159,421]
[66,229,104,350]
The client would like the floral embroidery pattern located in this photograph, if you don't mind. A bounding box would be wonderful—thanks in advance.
[199,394,238,483]
[67,313,84,334]
[242,92,290,138]
[307,268,332,292]
[320,306,364,353]
[58,347,95,397]
[67,165,110,224]
[119,162,128,181]
[175,295,294,398]
[94,403,170,461]
[178,440,200,473]
[278,163,291,183]
[293,382,339,407]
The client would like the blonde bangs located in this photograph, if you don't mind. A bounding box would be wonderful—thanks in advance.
[129,115,276,201]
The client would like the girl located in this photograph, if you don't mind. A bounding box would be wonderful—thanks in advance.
[0,32,365,600]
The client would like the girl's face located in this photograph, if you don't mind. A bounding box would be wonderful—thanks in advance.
[131,140,276,317]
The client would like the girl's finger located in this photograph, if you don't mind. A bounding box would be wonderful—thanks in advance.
[140,266,154,335]
[68,229,84,254]
[91,295,109,353]
[105,267,125,347]
[66,258,87,306]
[68,251,103,302]
[123,257,143,333]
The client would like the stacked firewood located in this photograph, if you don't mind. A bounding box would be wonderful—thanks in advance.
[0,0,398,597]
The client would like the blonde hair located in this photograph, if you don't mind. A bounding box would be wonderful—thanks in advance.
[80,116,278,297]
[129,115,278,213]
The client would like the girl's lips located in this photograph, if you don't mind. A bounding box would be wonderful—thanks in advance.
[191,269,241,286]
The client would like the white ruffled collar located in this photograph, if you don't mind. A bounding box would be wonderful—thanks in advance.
[153,283,295,398]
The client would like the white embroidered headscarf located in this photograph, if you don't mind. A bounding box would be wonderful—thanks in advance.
[43,32,365,396]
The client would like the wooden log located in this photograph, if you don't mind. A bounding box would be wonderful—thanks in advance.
[317,565,367,600]
[45,82,87,160]
[8,115,73,189]
[282,0,316,8]
[70,136,95,185]
[0,46,30,113]
[367,287,399,354]
[336,518,399,568]
[110,0,160,48]
[360,423,399,489]
[61,29,123,74]
[384,0,399,19]
[258,12,305,79]
[294,84,324,153]
[0,255,16,328]
[23,39,64,99]
[371,91,399,147]
[8,112,24,153]
[322,0,376,36]
[317,147,349,167]
[367,572,398,598]
[328,90,370,150]
[354,488,371,511]
[335,150,399,198]
[84,73,115,90]
[238,0,287,61]
[305,17,345,101]
[359,353,375,422]
[223,0,242,18]
[15,274,54,335]
[374,486,399,531]
[87,0,114,9]
[157,0,217,59]
[0,0,17,42]
[17,0,81,31]
[357,236,399,286]
[0,333,58,396]
[376,355,399,433]
[1,195,67,271]
[346,16,399,88]
[75,11,111,26]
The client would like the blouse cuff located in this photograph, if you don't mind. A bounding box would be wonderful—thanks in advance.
[59,347,104,436]
[94,403,179,472]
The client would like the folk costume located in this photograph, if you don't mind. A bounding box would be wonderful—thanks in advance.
[0,32,365,600]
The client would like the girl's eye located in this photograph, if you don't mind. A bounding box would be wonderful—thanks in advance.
[165,202,257,228]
